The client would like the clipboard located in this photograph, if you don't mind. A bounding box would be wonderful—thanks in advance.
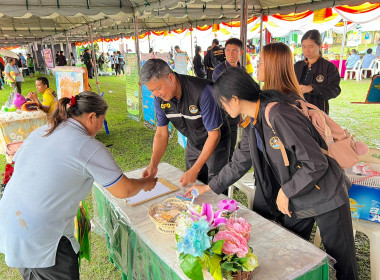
[124,178,179,206]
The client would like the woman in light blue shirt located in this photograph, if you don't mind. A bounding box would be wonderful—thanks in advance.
[0,92,157,280]
[345,49,360,69]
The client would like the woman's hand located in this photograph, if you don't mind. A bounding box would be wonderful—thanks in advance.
[184,184,211,198]
[299,85,313,94]
[276,188,292,217]
[141,177,158,192]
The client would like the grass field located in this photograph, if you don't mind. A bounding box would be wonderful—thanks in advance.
[0,70,377,279]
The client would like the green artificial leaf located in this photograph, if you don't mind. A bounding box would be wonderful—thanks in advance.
[221,261,239,273]
[210,240,224,255]
[179,252,185,260]
[180,254,204,280]
[237,257,248,264]
[175,234,179,242]
[198,252,210,269]
[209,254,223,280]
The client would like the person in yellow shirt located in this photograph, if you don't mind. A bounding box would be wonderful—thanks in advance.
[27,77,57,114]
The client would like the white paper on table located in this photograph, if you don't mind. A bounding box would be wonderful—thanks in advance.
[124,181,171,205]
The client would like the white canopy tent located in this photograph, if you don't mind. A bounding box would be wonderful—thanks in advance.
[0,0,369,47]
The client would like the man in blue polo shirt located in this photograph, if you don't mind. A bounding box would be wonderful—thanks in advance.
[212,38,245,161]
[140,59,230,186]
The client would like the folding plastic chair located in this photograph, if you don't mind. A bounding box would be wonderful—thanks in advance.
[360,59,378,79]
[345,59,363,81]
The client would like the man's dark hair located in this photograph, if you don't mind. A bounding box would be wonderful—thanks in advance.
[225,38,243,49]
[367,48,373,54]
[37,77,49,88]
[140,59,174,84]
[212,39,219,46]
[60,51,64,55]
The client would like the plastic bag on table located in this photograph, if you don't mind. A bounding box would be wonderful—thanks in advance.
[74,201,91,268]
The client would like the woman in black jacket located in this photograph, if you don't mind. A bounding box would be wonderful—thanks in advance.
[193,45,206,78]
[185,68,358,280]
[294,29,341,114]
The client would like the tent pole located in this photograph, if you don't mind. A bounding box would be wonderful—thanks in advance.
[32,42,39,69]
[190,26,194,72]
[133,14,143,121]
[339,20,347,77]
[259,12,264,53]
[240,0,248,67]
[50,37,56,68]
[65,32,71,66]
[42,40,48,74]
[148,32,151,51]
[88,24,100,95]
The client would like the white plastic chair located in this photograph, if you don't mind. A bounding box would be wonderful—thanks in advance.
[228,172,255,210]
[360,59,377,79]
[345,59,363,81]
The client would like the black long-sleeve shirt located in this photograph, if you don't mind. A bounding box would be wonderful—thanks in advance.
[294,57,341,114]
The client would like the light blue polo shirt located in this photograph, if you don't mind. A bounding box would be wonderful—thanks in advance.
[0,118,123,268]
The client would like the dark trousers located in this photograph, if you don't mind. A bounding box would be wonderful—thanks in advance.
[18,236,79,280]
[185,138,230,185]
[254,192,358,280]
[85,63,93,78]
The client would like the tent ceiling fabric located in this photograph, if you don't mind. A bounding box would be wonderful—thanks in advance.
[0,0,372,46]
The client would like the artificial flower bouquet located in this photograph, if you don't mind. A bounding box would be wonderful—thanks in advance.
[175,199,258,280]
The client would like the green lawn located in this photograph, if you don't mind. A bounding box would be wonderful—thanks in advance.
[0,71,377,279]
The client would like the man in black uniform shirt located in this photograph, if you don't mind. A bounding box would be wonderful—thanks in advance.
[139,59,230,186]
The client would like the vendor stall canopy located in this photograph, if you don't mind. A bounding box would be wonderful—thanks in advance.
[0,0,375,47]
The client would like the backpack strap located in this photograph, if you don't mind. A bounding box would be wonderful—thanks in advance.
[264,102,290,167]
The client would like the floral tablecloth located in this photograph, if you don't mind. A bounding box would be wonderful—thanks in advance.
[0,110,47,162]
[92,163,329,280]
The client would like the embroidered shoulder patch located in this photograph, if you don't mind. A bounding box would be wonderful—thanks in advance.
[189,105,199,114]
[269,136,281,149]
[316,75,324,83]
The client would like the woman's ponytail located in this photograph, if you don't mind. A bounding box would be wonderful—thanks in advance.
[44,91,107,136]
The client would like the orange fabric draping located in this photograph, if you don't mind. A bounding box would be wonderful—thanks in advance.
[172,28,187,34]
[221,17,258,28]
[335,2,380,14]
[212,23,219,32]
[138,32,149,39]
[271,10,313,21]
[152,31,165,36]
[313,8,336,23]
[1,46,19,50]
[196,25,212,31]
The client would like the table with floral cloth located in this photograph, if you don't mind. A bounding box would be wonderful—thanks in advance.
[0,110,47,162]
[92,163,329,280]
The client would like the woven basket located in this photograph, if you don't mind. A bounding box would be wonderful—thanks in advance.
[230,270,253,280]
[149,197,187,235]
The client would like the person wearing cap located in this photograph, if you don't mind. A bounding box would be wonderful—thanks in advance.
[26,77,57,114]
[140,58,230,186]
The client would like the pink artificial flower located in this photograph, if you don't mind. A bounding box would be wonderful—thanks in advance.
[213,230,249,258]
[188,203,227,228]
[217,199,239,213]
[226,217,252,241]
